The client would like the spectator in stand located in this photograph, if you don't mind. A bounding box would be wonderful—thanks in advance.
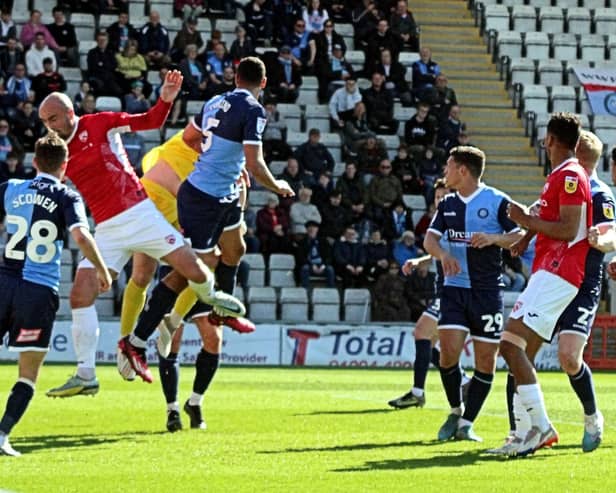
[101,0,129,14]
[204,29,226,54]
[317,43,353,103]
[356,136,387,176]
[290,186,322,240]
[392,143,422,195]
[412,47,440,102]
[244,0,273,45]
[335,161,368,223]
[329,0,351,23]
[73,80,91,111]
[87,30,124,97]
[405,262,436,321]
[0,37,24,79]
[115,39,151,97]
[0,10,16,50]
[0,151,33,182]
[418,147,442,204]
[25,33,56,77]
[296,220,335,289]
[47,6,78,67]
[206,43,233,85]
[256,193,291,256]
[426,73,457,123]
[243,200,260,254]
[209,65,236,96]
[278,157,314,196]
[390,0,419,52]
[229,25,255,64]
[170,17,204,64]
[267,45,301,103]
[392,230,421,267]
[31,57,66,106]
[107,11,138,54]
[333,225,367,288]
[286,17,312,71]
[352,0,382,50]
[310,170,334,210]
[263,101,291,163]
[11,101,44,152]
[363,19,401,75]
[404,102,437,154]
[309,20,345,71]
[437,104,465,152]
[373,261,411,321]
[175,0,205,20]
[329,78,366,132]
[383,199,414,242]
[362,72,398,135]
[294,128,335,178]
[274,0,303,44]
[76,92,97,116]
[121,130,145,175]
[366,229,390,282]
[19,10,59,52]
[138,10,171,70]
[179,44,208,99]
[319,190,351,242]
[414,200,436,245]
[0,118,23,163]
[369,157,403,222]
[502,249,526,292]
[124,80,151,114]
[5,64,31,105]
[373,48,412,106]
[303,0,329,34]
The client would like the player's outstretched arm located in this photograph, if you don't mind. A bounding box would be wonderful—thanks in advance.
[71,226,112,292]
[510,229,536,257]
[588,223,616,253]
[470,230,525,249]
[401,254,432,275]
[508,200,583,242]
[244,143,295,198]
[160,69,184,103]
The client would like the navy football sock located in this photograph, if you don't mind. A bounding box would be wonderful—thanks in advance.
[413,339,432,391]
[431,347,441,369]
[158,351,180,404]
[439,363,462,408]
[462,370,494,423]
[133,282,178,342]
[568,363,597,415]
[0,381,34,435]
[193,349,220,395]
[506,372,516,431]
[215,262,238,295]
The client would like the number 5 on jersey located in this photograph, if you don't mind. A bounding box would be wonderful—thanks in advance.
[201,117,220,153]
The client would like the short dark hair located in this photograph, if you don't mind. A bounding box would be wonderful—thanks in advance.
[236,56,265,87]
[547,112,581,150]
[52,6,64,14]
[35,132,67,174]
[449,145,485,179]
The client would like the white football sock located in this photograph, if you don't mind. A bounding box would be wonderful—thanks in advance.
[517,383,550,431]
[72,305,99,379]
[411,387,424,397]
[189,392,204,407]
[167,401,179,412]
[513,391,531,438]
[168,311,183,329]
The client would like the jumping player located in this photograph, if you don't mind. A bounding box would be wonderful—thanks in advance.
[0,133,110,456]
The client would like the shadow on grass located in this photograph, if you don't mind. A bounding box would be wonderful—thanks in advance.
[11,430,169,453]
[259,440,444,454]
[294,408,392,416]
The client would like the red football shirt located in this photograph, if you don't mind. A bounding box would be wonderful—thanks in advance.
[532,157,592,287]
[65,98,171,224]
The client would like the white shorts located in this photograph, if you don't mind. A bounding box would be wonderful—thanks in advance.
[509,269,579,341]
[79,199,184,273]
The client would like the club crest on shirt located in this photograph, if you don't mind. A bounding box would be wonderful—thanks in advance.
[165,234,176,245]
[603,202,615,219]
[78,130,88,142]
[564,175,578,194]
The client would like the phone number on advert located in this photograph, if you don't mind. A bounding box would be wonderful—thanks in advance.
[329,360,412,367]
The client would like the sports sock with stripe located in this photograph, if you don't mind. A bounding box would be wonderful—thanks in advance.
[132,282,178,344]
[568,362,597,416]
[159,351,180,405]
[439,363,462,408]
[0,379,35,435]
[461,370,494,423]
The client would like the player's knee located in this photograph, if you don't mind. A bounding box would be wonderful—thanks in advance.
[69,287,97,309]
[558,348,582,375]
[131,271,152,287]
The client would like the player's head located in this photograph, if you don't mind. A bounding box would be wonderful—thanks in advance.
[236,56,267,91]
[575,130,602,174]
[433,177,450,206]
[34,131,68,177]
[446,146,485,187]
[545,112,580,155]
[39,92,76,140]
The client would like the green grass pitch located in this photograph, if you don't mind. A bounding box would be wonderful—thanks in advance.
[0,365,614,493]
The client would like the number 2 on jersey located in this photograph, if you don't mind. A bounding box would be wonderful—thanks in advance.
[5,215,58,263]
[201,117,220,153]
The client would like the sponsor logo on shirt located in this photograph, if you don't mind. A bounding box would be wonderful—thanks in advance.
[443,211,456,216]
[16,328,42,343]
[564,175,578,194]
[603,202,615,219]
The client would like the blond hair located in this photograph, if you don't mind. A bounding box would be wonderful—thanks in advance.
[576,130,603,170]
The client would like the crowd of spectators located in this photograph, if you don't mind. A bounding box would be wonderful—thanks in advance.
[0,0,490,322]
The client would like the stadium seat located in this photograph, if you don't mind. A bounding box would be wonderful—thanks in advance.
[296,89,318,106]
[538,59,564,86]
[345,50,365,72]
[269,253,296,288]
[185,100,203,118]
[393,105,416,138]
[497,31,523,60]
[59,67,82,81]
[150,0,174,19]
[319,132,342,162]
[512,6,537,33]
[301,76,319,91]
[248,189,271,208]
[552,33,578,61]
[95,96,122,112]
[333,161,345,177]
[484,5,510,33]
[577,90,591,115]
[566,8,591,35]
[276,103,302,132]
[564,62,589,87]
[343,288,371,323]
[280,287,309,322]
[398,52,420,67]
[593,115,616,145]
[523,32,550,60]
[579,35,606,62]
[522,84,549,114]
[539,7,565,34]
[268,160,287,176]
[510,58,536,87]
[403,194,427,211]
[555,0,580,7]
[585,0,608,8]
[377,134,401,154]
[311,288,340,322]
[140,129,162,144]
[98,14,117,30]
[243,253,266,287]
[550,85,577,113]
[247,287,277,321]
[79,41,96,71]
[215,18,239,32]
[594,8,616,36]
[412,209,426,227]
[304,104,331,134]
[608,35,616,60]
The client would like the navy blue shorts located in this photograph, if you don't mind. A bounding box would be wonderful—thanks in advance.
[439,286,504,343]
[0,274,59,351]
[177,180,242,254]
[552,285,599,340]
[423,298,440,321]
